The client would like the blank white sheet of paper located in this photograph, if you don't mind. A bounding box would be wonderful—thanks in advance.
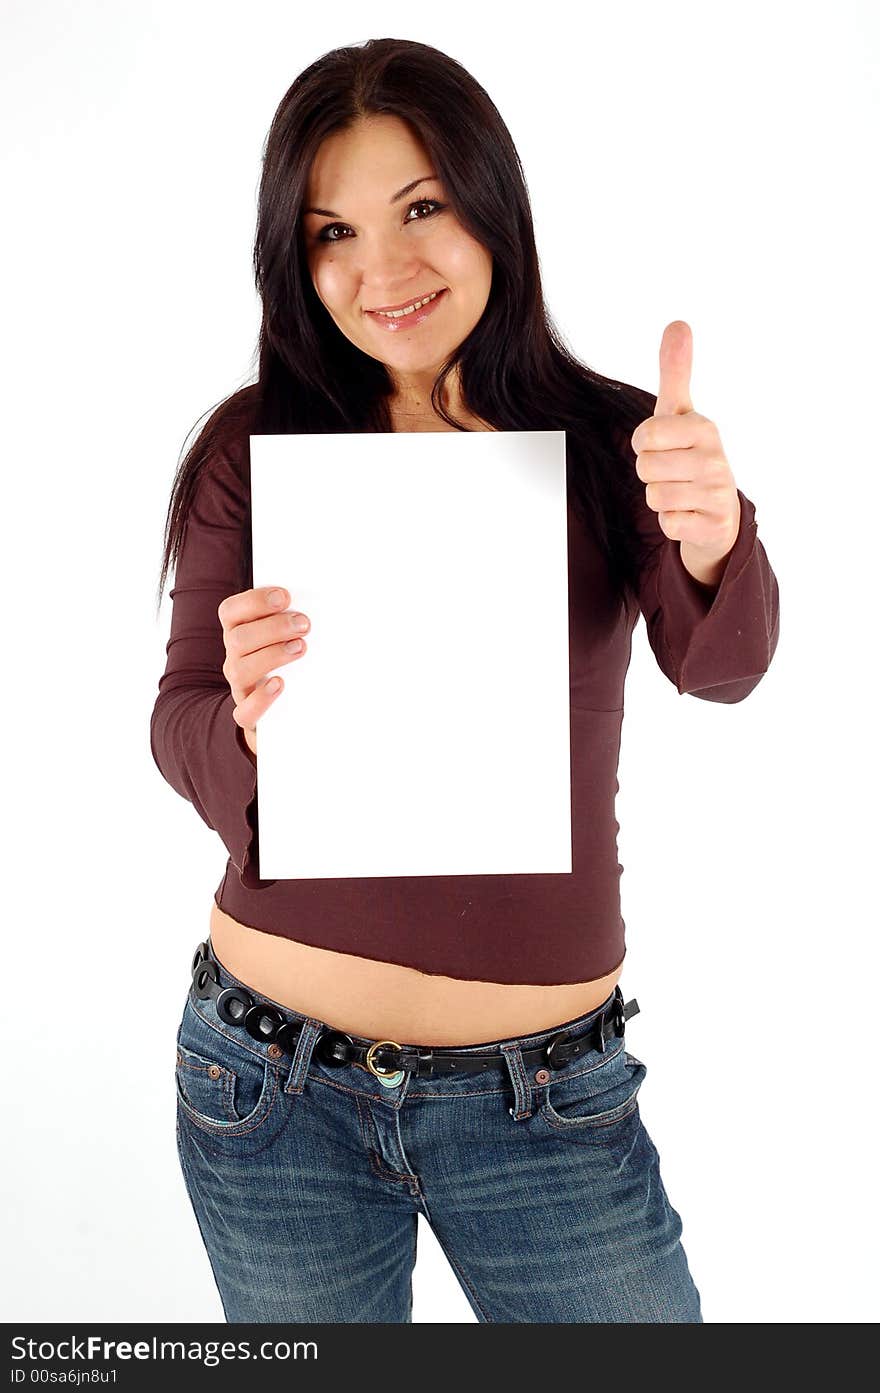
[250,430,571,880]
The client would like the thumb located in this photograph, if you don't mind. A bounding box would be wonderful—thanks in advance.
[654,320,694,416]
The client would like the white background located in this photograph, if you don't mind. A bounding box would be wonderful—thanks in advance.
[2,0,877,1324]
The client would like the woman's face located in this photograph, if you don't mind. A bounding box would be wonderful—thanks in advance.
[302,115,493,392]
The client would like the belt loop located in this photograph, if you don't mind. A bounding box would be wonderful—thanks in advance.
[284,1018,324,1095]
[499,1041,533,1121]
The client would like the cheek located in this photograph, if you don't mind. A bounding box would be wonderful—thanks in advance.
[312,259,355,308]
[440,232,492,298]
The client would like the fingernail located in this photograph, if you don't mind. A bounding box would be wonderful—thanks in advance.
[268,589,286,608]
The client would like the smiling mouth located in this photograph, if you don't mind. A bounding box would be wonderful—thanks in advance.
[366,288,447,317]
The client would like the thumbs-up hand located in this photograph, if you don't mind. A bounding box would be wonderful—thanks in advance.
[630,321,741,589]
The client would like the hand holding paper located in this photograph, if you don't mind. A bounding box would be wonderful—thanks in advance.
[218,584,311,752]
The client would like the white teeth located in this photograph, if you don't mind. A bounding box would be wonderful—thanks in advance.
[375,290,441,317]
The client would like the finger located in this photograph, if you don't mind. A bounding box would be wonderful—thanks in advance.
[233,673,285,733]
[231,636,307,697]
[635,446,699,482]
[229,607,310,663]
[218,585,290,631]
[644,480,704,514]
[655,510,708,544]
[654,320,693,417]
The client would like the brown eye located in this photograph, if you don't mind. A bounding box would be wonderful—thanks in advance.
[406,199,443,221]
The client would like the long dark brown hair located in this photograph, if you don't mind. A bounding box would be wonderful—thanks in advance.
[154,36,659,617]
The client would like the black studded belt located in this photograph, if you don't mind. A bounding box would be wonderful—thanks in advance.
[188,940,640,1081]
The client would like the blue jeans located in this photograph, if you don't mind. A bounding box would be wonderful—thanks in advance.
[175,939,703,1323]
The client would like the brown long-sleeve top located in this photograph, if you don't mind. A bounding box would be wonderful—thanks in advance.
[150,424,779,985]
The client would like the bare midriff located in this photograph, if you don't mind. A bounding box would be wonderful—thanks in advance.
[204,407,623,1047]
[208,900,624,1047]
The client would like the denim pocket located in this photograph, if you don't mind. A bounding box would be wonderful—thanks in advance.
[537,1042,647,1137]
[174,997,283,1141]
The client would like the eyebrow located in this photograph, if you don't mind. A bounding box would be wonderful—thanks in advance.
[303,174,438,219]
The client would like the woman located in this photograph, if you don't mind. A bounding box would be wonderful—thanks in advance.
[152,37,779,1324]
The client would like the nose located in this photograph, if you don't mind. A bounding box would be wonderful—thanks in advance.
[359,238,424,297]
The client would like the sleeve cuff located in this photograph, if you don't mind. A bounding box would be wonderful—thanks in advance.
[660,488,757,631]
[656,489,779,700]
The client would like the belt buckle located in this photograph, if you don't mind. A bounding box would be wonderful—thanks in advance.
[365,1039,405,1088]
